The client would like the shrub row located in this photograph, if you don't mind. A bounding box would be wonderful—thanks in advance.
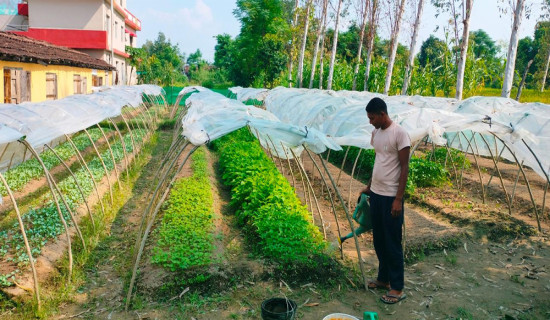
[151,147,214,271]
[211,129,326,266]
[327,146,451,193]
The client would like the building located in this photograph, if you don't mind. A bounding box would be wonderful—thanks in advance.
[0,0,141,85]
[0,31,114,103]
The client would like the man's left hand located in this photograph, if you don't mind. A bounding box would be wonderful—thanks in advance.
[391,198,403,218]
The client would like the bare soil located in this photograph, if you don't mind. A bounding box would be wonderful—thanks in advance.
[4,134,549,320]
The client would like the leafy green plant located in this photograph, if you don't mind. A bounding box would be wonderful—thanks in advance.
[212,129,326,267]
[428,147,471,171]
[409,157,450,188]
[151,147,214,271]
[0,130,147,266]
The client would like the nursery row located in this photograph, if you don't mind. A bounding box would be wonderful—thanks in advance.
[211,128,327,267]
[0,129,146,274]
[152,147,214,272]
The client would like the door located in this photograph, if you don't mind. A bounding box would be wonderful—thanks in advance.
[3,69,10,103]
[46,73,57,100]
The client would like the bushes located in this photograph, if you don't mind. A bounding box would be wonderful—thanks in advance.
[151,147,214,271]
[428,147,471,171]
[212,128,326,266]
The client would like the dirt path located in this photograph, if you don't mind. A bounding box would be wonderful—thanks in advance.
[39,141,550,320]
[52,131,176,320]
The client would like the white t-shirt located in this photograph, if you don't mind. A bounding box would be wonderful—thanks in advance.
[370,122,411,197]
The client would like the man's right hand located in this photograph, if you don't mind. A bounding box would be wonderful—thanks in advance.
[361,185,371,195]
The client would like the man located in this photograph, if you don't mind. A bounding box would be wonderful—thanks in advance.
[362,97,410,304]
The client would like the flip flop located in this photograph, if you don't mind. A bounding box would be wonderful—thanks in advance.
[367,281,390,290]
[380,292,407,304]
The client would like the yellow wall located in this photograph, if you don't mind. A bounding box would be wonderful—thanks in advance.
[1,61,112,103]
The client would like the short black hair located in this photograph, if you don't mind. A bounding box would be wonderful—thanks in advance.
[365,97,387,114]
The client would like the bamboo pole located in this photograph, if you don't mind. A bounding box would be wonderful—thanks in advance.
[348,149,363,213]
[126,145,198,310]
[96,124,122,190]
[478,134,512,215]
[84,129,114,205]
[336,146,351,186]
[296,147,328,238]
[317,153,369,290]
[44,144,95,229]
[109,119,130,181]
[458,132,486,203]
[19,140,74,281]
[303,148,343,258]
[492,135,540,230]
[280,143,296,189]
[64,134,106,216]
[0,172,41,310]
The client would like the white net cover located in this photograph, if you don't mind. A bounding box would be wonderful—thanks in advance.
[0,85,163,173]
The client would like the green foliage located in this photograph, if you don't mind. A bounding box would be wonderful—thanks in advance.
[409,157,450,188]
[428,147,471,171]
[213,128,327,266]
[0,130,146,266]
[0,128,110,196]
[130,32,187,86]
[152,147,214,272]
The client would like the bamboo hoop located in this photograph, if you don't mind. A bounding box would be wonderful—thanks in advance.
[20,140,74,281]
[0,172,41,310]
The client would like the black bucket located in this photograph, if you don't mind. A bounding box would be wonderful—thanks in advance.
[261,297,297,320]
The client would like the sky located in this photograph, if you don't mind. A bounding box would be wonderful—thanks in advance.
[127,0,543,63]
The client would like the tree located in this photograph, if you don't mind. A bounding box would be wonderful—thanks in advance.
[501,0,527,98]
[515,37,536,99]
[214,34,235,70]
[126,46,147,85]
[230,0,291,86]
[540,1,550,91]
[470,29,498,59]
[296,0,314,87]
[383,0,407,95]
[418,35,447,67]
[363,0,379,91]
[402,0,426,95]
[309,0,329,88]
[327,0,345,90]
[137,32,186,86]
[533,21,550,91]
[352,0,370,90]
[455,0,473,100]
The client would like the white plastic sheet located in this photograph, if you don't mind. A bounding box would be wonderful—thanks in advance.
[180,89,341,157]
[0,85,162,172]
[261,87,550,182]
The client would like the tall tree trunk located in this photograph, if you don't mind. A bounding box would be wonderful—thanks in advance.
[516,59,533,101]
[502,0,526,98]
[319,26,327,89]
[541,47,550,92]
[288,0,300,88]
[455,0,473,100]
[401,0,425,96]
[310,0,329,89]
[297,0,314,88]
[383,0,406,95]
[352,0,370,91]
[363,0,378,91]
[327,0,344,90]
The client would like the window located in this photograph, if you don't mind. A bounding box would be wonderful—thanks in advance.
[46,73,57,100]
[92,75,103,87]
